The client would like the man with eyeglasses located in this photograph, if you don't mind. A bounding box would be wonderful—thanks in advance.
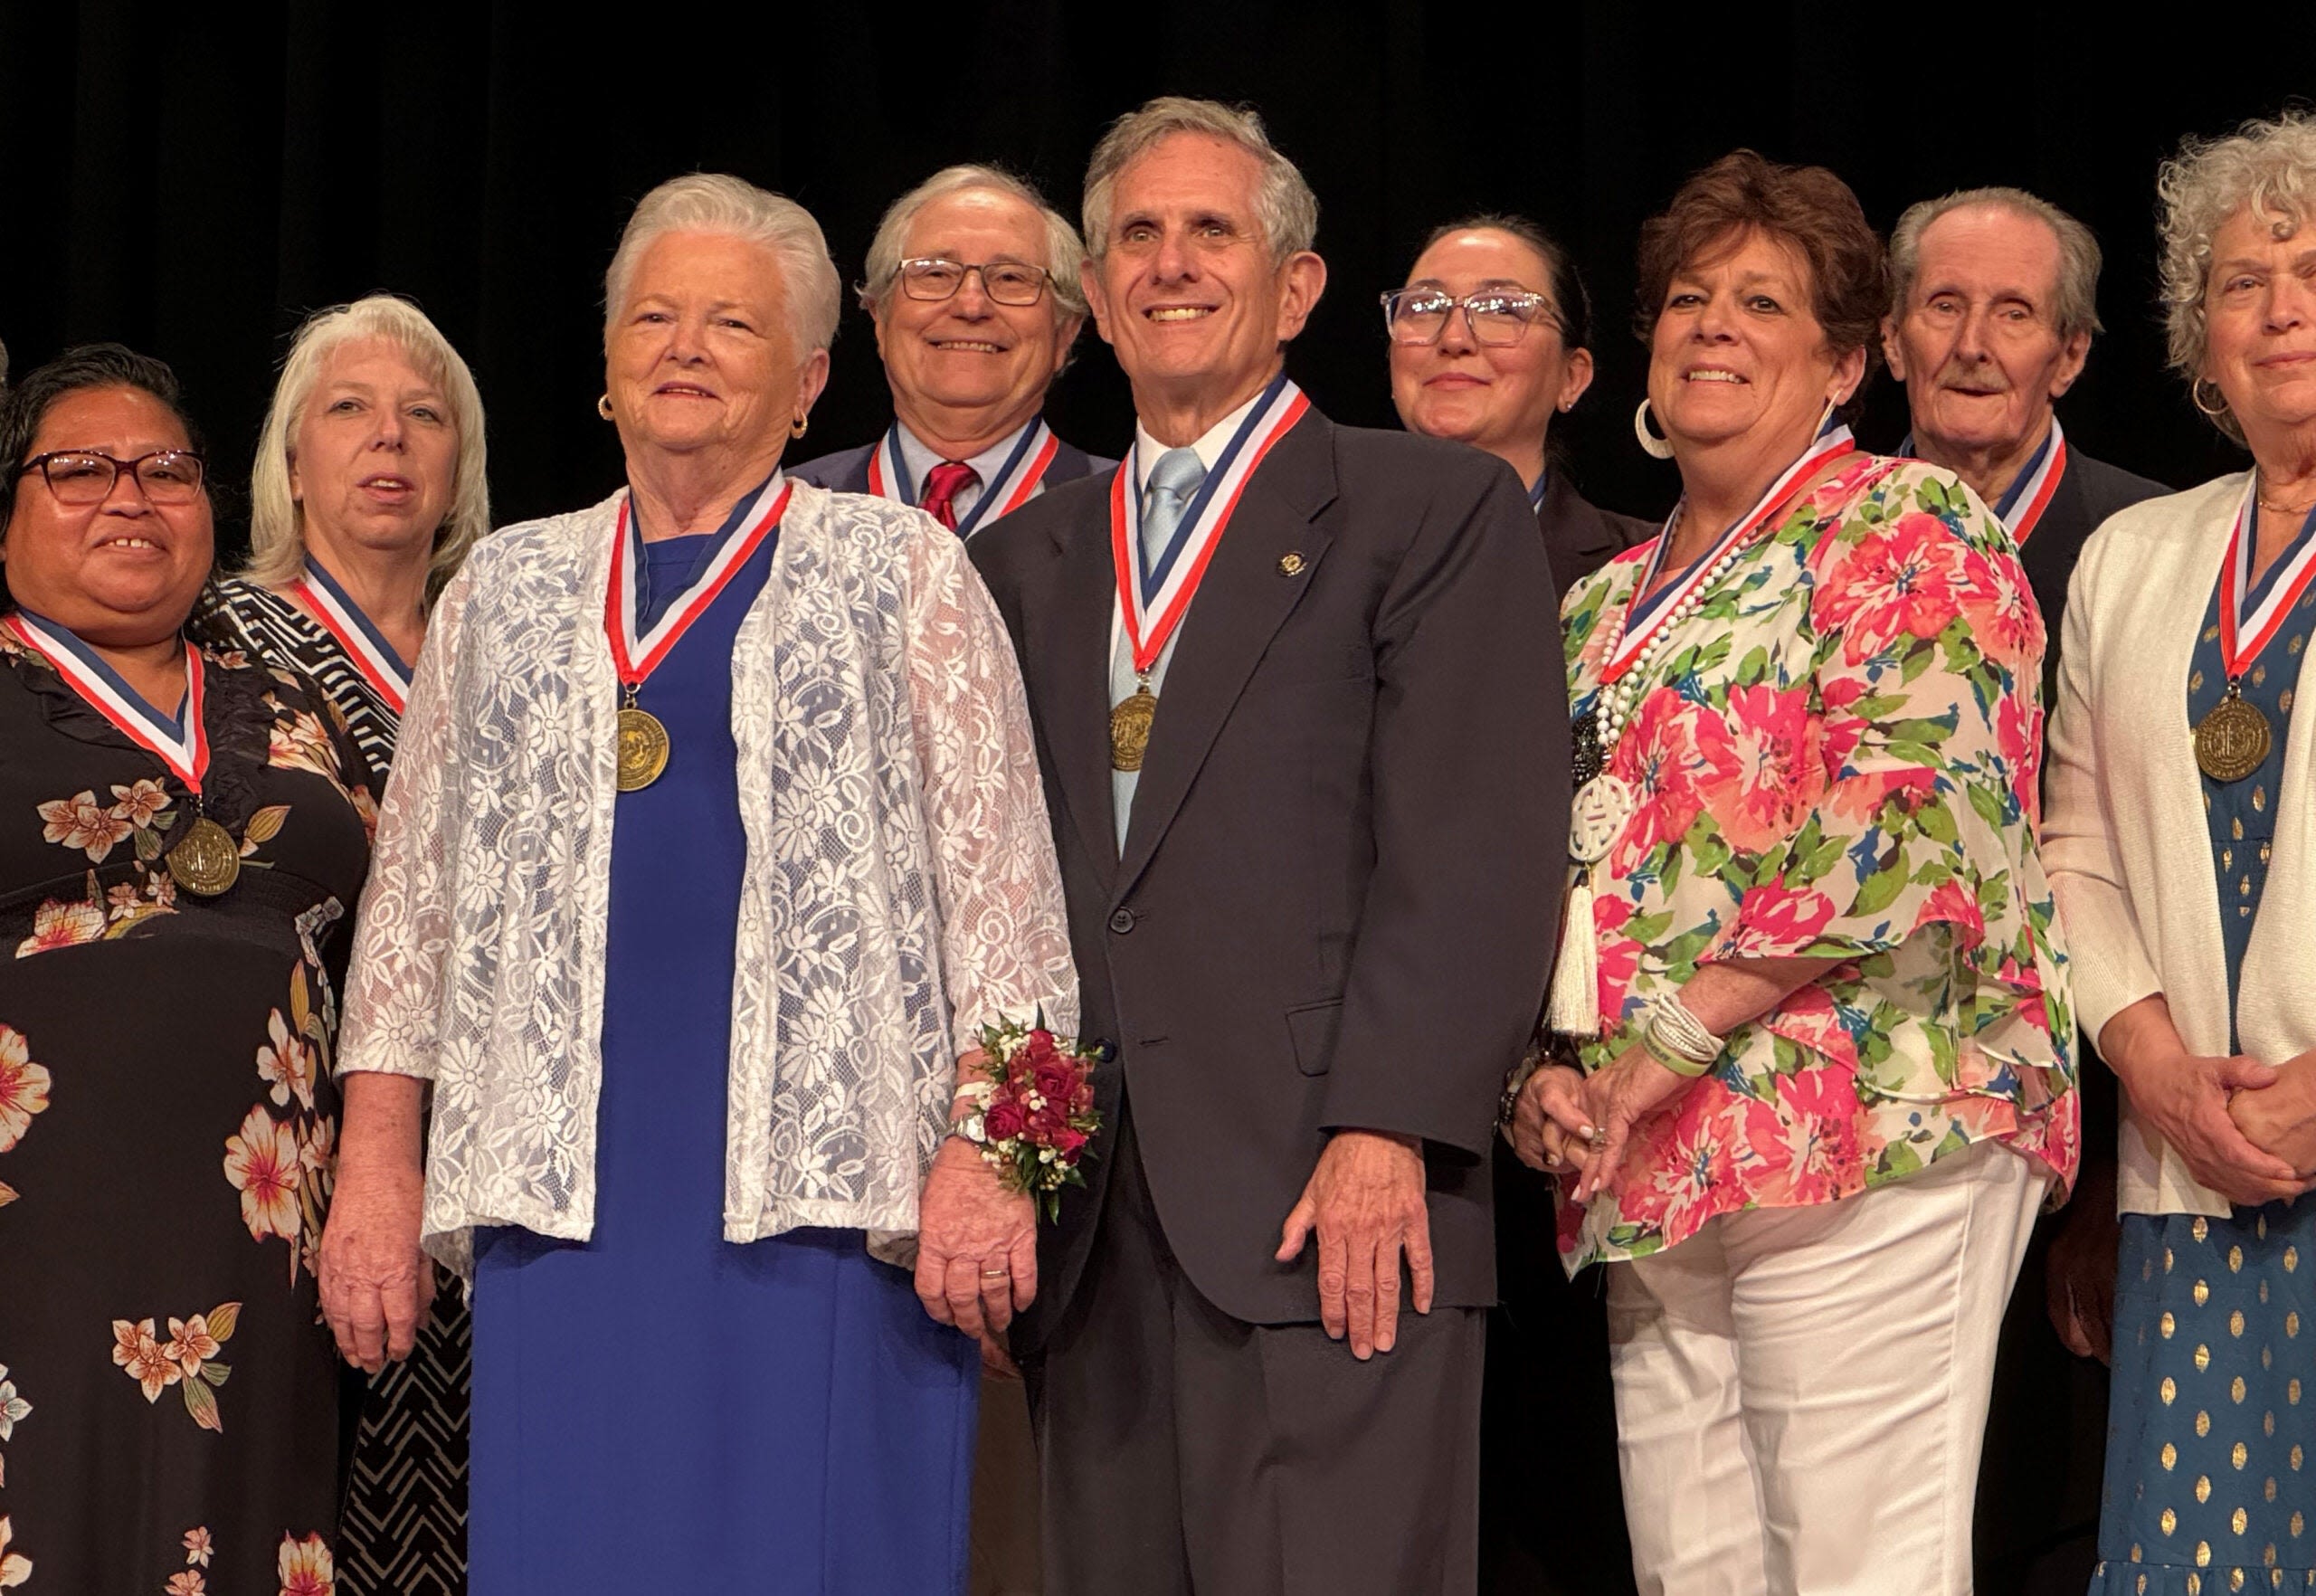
[969,97,1564,1595]
[791,165,1112,534]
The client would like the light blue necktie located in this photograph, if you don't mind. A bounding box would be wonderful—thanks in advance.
[1139,447,1208,574]
[1112,446,1209,851]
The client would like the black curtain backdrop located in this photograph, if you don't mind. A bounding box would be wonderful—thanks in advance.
[5,5,2313,560]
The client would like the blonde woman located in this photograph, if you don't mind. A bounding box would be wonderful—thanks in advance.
[2045,111,2316,1596]
[207,293,489,1593]
[204,293,489,778]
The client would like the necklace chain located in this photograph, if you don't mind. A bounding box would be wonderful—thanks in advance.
[1588,508,1757,763]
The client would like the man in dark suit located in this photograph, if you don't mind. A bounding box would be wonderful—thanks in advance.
[790,164,1111,532]
[1883,185,2167,1596]
[968,97,1566,1594]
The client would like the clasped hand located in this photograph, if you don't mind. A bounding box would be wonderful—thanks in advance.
[1507,1046,1692,1202]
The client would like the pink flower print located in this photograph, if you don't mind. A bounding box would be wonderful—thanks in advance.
[1955,547,2044,676]
[298,1116,336,1177]
[112,1318,181,1401]
[108,777,174,828]
[276,1531,335,1595]
[1696,683,1827,857]
[1591,893,1644,1018]
[223,1107,303,1244]
[163,1314,223,1380]
[16,896,107,958]
[38,788,131,860]
[1913,877,1988,951]
[1812,512,1972,663]
[0,1365,28,1439]
[1624,1101,1749,1240]
[269,712,337,779]
[1726,879,1837,957]
[255,1012,316,1111]
[168,1572,208,1595]
[1996,691,2043,822]
[0,1028,52,1152]
[0,1515,29,1587]
[1614,689,1733,867]
[184,1526,214,1566]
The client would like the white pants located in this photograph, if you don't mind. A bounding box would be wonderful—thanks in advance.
[1607,1141,2047,1596]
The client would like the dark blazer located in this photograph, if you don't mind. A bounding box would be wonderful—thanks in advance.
[2018,447,2169,712]
[787,429,1111,499]
[971,408,1569,1346]
[1539,470,1655,596]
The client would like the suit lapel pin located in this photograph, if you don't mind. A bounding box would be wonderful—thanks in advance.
[1277,552,1306,577]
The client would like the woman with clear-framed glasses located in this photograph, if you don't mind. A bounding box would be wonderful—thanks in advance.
[0,344,379,1590]
[1387,215,1651,595]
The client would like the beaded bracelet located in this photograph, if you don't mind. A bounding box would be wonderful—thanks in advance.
[1638,991,1723,1078]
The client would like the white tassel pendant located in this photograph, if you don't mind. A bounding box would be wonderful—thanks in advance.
[1545,866,1600,1037]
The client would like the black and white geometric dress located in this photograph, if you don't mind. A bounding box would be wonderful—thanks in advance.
[202,576,470,1595]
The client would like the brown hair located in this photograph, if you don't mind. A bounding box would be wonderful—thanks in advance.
[1633,149,1885,415]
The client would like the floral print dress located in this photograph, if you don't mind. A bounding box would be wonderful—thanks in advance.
[1556,454,2077,1270]
[0,623,373,1593]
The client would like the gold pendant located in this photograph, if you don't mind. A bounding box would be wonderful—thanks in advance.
[2195,684,2272,784]
[166,816,242,897]
[1109,685,1157,772]
[617,705,671,791]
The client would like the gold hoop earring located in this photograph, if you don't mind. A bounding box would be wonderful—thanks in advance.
[1633,399,1675,461]
[597,394,615,422]
[790,414,809,440]
[2192,379,2230,420]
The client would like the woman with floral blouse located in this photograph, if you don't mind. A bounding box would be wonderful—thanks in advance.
[1504,151,2075,1596]
[0,346,375,1591]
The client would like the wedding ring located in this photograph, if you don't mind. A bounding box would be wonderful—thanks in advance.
[981,1268,1011,1279]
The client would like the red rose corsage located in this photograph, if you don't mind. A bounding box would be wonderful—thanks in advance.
[954,1012,1107,1221]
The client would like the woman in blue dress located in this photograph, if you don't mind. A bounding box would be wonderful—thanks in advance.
[2042,112,2316,1595]
[318,173,1080,1594]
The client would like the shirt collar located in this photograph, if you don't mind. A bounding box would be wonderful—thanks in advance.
[1134,385,1268,479]
[892,416,1036,497]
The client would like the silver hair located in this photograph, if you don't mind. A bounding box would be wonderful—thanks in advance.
[245,294,491,601]
[859,164,1089,320]
[1082,97,1319,264]
[2157,111,2316,442]
[1888,186,2104,344]
[603,173,841,355]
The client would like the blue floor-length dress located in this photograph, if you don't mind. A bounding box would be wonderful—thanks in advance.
[467,502,981,1595]
[2093,506,2316,1594]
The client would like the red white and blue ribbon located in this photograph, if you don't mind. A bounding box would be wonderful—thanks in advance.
[2218,474,2316,679]
[290,558,413,713]
[1527,470,1550,515]
[1113,375,1309,676]
[1990,417,2067,546]
[1603,423,1856,684]
[865,417,1060,538]
[7,609,209,793]
[605,473,792,688]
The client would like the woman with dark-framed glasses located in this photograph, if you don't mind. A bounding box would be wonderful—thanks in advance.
[1387,215,1651,594]
[792,163,1113,531]
[0,345,377,1591]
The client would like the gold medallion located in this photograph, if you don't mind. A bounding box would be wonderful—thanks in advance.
[617,705,671,791]
[166,816,242,897]
[1109,686,1157,772]
[2195,685,2272,784]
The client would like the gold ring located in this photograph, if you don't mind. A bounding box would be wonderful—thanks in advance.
[981,1268,1011,1279]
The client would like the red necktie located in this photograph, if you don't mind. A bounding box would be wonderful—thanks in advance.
[918,461,981,532]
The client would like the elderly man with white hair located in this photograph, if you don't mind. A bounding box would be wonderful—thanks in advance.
[1881,186,2169,1594]
[972,98,1563,1594]
[325,171,1078,1593]
[793,163,1111,531]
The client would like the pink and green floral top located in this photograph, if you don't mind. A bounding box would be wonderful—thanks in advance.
[1556,454,2077,1269]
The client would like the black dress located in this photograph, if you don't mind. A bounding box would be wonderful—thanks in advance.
[204,577,470,1596]
[0,625,373,1594]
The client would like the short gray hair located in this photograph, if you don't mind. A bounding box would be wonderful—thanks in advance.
[246,294,491,602]
[1082,97,1319,264]
[2157,111,2316,442]
[1889,186,2104,344]
[859,164,1088,320]
[604,173,841,355]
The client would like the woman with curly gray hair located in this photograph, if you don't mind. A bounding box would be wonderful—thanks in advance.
[2037,109,2316,1595]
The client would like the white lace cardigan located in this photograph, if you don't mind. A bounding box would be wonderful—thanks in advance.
[336,481,1079,1278]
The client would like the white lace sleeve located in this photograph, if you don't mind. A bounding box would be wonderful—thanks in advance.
[904,527,1080,1046]
[337,560,472,1079]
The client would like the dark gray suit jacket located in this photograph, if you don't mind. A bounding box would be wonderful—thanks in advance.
[787,430,1111,500]
[970,407,1569,1345]
[2018,447,2169,711]
[1539,470,1655,596]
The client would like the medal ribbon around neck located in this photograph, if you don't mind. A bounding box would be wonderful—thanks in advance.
[2219,474,2316,680]
[1113,375,1310,677]
[1599,423,1856,686]
[7,611,208,791]
[605,474,792,689]
[866,418,1059,537]
[1992,417,2067,546]
[290,558,413,713]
